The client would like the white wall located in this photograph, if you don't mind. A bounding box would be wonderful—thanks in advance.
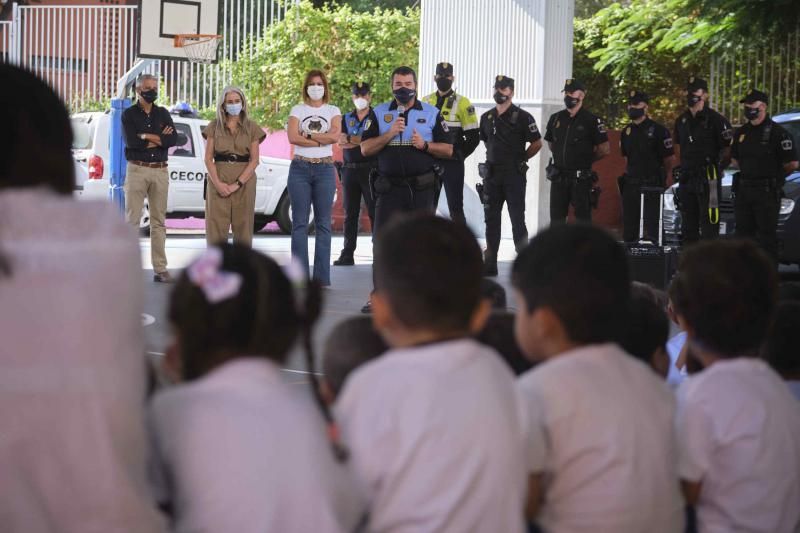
[420,0,575,235]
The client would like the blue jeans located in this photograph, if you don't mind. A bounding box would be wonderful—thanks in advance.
[287,160,335,285]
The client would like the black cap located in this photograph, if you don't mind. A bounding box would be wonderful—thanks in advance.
[740,89,769,105]
[494,75,514,89]
[351,81,371,95]
[435,62,453,77]
[563,78,586,93]
[686,76,708,92]
[628,90,649,105]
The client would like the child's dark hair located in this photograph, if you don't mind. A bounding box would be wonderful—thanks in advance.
[481,278,507,310]
[476,311,532,376]
[512,223,631,345]
[671,239,777,357]
[763,301,800,379]
[169,244,348,461]
[323,316,388,397]
[622,282,670,366]
[373,214,484,333]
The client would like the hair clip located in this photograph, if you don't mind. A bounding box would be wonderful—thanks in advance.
[187,247,242,304]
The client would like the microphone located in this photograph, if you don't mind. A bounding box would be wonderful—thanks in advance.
[395,105,405,143]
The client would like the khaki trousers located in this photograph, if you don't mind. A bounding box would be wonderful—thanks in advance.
[205,162,257,247]
[124,163,169,273]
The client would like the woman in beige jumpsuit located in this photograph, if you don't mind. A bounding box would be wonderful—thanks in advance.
[203,86,266,246]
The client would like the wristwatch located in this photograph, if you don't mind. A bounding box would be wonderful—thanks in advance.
[236,179,244,188]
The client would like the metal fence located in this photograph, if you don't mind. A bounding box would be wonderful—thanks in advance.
[1,0,294,111]
[710,29,800,124]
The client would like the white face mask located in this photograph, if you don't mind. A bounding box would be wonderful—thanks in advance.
[225,103,242,116]
[353,97,369,110]
[307,85,325,101]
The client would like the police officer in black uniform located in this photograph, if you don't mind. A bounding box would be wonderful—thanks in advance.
[478,75,542,277]
[732,89,799,261]
[333,82,377,266]
[545,78,610,223]
[673,76,733,243]
[619,90,675,242]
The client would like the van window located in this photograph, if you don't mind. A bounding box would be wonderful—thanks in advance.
[169,122,195,157]
[71,116,96,149]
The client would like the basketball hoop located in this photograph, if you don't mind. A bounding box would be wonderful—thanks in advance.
[174,34,222,64]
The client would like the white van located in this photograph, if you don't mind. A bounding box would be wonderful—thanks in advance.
[71,111,295,233]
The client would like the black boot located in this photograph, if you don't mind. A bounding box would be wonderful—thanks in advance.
[483,250,498,277]
[333,253,355,266]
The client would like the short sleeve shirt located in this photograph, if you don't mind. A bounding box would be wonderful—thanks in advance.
[203,119,266,157]
[620,118,674,178]
[673,107,733,168]
[289,103,341,158]
[545,107,608,170]
[479,105,541,165]
[731,117,798,179]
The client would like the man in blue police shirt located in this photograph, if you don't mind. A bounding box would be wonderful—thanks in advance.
[361,66,453,234]
[333,81,378,266]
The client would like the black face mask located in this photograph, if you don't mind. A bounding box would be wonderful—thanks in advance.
[627,107,645,120]
[140,89,158,104]
[744,106,760,121]
[564,95,580,109]
[687,95,702,108]
[493,91,509,105]
[393,87,416,105]
[436,78,453,93]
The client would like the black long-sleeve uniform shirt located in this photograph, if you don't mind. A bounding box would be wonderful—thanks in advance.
[122,102,177,163]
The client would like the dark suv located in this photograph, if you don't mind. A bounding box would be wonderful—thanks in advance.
[663,109,800,264]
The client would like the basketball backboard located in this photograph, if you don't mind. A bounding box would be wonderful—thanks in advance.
[137,0,220,61]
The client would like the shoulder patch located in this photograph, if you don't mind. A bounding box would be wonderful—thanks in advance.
[625,126,631,136]
[529,121,539,134]
[383,113,393,123]
[663,138,673,149]
[782,138,794,151]
[348,119,355,127]
[739,133,745,143]
[555,120,560,129]
[466,105,475,115]
[597,121,607,134]
[441,119,449,132]
[722,128,733,140]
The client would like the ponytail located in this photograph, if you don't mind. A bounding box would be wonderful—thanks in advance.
[301,280,349,463]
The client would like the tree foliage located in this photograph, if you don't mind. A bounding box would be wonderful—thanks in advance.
[225,1,420,129]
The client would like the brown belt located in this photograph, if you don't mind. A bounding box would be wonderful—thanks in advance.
[129,160,168,168]
[293,155,334,164]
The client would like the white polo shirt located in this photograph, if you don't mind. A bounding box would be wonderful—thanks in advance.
[335,338,528,533]
[149,358,364,533]
[676,357,800,533]
[516,343,684,533]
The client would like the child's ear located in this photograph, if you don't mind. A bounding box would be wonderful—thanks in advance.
[469,298,492,334]
[162,338,183,384]
[370,291,395,341]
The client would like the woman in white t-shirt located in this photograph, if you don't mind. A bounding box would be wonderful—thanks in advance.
[287,70,341,286]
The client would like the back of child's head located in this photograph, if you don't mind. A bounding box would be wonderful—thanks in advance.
[323,316,388,398]
[622,282,670,374]
[476,311,533,375]
[481,278,507,310]
[373,214,483,333]
[763,301,800,379]
[671,239,777,357]
[511,223,630,345]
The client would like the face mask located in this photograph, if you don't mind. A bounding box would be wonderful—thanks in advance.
[436,78,453,92]
[493,91,509,105]
[353,97,369,111]
[564,95,580,109]
[687,95,702,108]
[307,85,325,101]
[225,103,242,116]
[140,90,157,103]
[744,106,760,121]
[393,87,416,105]
[627,107,645,120]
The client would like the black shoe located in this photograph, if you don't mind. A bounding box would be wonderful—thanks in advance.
[333,254,355,266]
[360,300,372,314]
[483,262,498,277]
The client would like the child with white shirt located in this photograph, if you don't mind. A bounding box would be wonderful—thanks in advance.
[321,316,388,402]
[336,214,529,533]
[513,224,685,533]
[149,244,363,533]
[671,240,800,533]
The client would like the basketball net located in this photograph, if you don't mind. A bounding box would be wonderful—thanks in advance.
[173,34,222,64]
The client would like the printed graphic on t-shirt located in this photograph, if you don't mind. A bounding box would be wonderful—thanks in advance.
[301,116,330,134]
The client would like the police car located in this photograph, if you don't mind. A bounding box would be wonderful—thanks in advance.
[71,109,295,233]
[662,109,800,264]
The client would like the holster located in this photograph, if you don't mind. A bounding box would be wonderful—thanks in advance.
[545,160,560,182]
[368,167,381,199]
[475,182,489,205]
[731,171,740,196]
[478,162,492,181]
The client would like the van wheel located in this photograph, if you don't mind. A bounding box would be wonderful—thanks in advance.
[139,201,150,237]
[253,215,270,233]
[275,192,314,235]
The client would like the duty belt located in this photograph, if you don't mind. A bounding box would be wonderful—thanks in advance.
[342,161,377,169]
[558,168,593,180]
[381,171,436,188]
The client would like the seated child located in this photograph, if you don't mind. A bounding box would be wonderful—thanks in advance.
[621,282,671,378]
[321,316,388,402]
[763,301,800,401]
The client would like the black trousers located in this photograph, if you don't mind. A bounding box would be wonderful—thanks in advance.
[339,165,376,256]
[550,174,591,223]
[621,179,662,242]
[435,158,466,225]
[484,165,528,259]
[677,171,722,244]
[735,182,779,261]
[373,179,437,240]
